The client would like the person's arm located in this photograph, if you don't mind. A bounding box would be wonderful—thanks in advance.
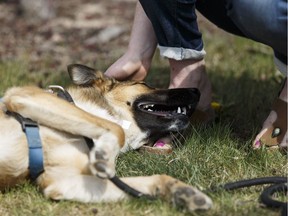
[105,2,157,81]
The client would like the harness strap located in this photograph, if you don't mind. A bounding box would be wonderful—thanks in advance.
[3,87,92,181]
[24,121,44,181]
[6,111,44,181]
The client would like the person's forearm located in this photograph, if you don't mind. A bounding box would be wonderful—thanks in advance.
[127,2,157,57]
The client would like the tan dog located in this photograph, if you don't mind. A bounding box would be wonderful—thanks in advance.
[0,64,212,212]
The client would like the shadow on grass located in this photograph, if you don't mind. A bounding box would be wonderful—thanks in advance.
[209,71,282,141]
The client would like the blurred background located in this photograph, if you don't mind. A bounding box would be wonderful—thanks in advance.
[0,0,138,73]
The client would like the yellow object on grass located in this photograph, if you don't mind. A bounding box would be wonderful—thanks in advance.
[211,102,221,112]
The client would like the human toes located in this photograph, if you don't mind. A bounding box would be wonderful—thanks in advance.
[253,99,287,151]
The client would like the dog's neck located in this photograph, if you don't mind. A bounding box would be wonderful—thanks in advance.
[48,85,147,151]
[47,85,131,130]
[73,99,131,130]
[58,87,132,131]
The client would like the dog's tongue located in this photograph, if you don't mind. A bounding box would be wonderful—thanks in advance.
[153,140,166,148]
[140,138,172,154]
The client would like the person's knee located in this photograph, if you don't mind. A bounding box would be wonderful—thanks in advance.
[227,0,287,52]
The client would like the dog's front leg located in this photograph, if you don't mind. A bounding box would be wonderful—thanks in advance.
[43,173,212,212]
[3,86,124,145]
[3,86,124,178]
[40,170,126,202]
[119,175,212,212]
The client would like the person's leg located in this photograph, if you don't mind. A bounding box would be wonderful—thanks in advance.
[196,0,287,148]
[106,0,213,113]
[195,0,245,37]
[225,0,287,148]
[168,58,212,112]
[105,2,157,81]
[106,0,206,82]
[196,0,287,57]
[139,0,212,112]
[253,79,287,149]
[140,0,205,61]
[197,0,287,72]
[226,0,287,58]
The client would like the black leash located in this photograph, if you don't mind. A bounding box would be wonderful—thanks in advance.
[210,176,287,216]
[260,182,287,216]
[110,176,155,200]
[220,176,287,191]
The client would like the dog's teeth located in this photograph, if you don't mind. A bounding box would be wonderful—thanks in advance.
[182,107,187,115]
[177,107,181,113]
[143,104,154,110]
[148,109,153,111]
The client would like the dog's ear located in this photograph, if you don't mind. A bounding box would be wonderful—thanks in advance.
[67,64,104,86]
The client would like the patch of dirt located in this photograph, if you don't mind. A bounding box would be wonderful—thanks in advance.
[0,0,136,72]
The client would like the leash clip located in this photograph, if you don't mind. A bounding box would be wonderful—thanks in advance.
[47,85,74,104]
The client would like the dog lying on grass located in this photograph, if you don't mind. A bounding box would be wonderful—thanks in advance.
[0,64,212,212]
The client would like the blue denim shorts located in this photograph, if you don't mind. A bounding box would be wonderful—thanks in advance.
[139,0,287,73]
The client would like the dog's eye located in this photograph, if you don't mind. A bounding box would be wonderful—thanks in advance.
[126,101,131,106]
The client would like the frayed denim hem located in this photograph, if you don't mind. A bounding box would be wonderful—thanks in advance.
[158,45,206,60]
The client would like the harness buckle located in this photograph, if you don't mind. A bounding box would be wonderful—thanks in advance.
[21,118,39,132]
[5,111,38,132]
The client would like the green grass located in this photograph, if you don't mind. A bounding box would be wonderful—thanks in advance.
[0,61,70,96]
[0,28,287,215]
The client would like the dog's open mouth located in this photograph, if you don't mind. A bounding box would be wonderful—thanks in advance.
[137,102,192,154]
[137,102,193,117]
[134,88,200,154]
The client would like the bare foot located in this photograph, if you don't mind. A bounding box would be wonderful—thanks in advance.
[253,78,287,150]
[169,59,212,110]
[169,58,214,124]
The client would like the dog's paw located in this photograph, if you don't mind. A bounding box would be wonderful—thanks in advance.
[88,133,120,179]
[171,185,212,212]
[89,148,115,179]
